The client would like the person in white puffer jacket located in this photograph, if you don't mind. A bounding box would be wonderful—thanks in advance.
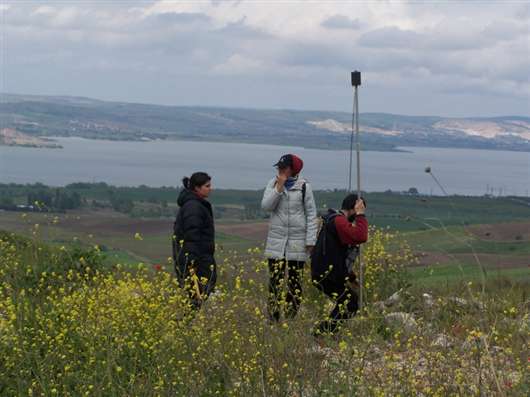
[261,154,318,322]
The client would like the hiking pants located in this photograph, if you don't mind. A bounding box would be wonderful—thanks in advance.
[175,251,217,310]
[267,259,305,321]
[319,280,358,334]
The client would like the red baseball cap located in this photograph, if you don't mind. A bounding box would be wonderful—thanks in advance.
[274,154,304,175]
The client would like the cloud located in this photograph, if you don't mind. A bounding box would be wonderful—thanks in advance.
[212,54,264,75]
[144,11,211,26]
[358,26,421,49]
[214,17,272,40]
[2,0,529,116]
[358,25,491,51]
[321,15,361,30]
[514,3,530,20]
[482,20,527,42]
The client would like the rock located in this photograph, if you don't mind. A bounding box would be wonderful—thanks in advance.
[384,312,418,334]
[448,296,485,310]
[307,345,334,357]
[448,297,468,307]
[373,301,386,311]
[385,290,402,307]
[432,333,453,348]
[422,293,434,307]
[490,345,504,355]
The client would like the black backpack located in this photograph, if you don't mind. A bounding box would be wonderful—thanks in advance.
[311,210,359,286]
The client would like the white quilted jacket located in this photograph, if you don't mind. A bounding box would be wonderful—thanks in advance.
[261,177,318,261]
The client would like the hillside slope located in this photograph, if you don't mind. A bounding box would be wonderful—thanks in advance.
[1,93,529,151]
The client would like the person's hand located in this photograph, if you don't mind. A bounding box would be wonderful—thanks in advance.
[277,170,288,185]
[354,199,365,215]
[275,170,288,192]
[306,245,314,254]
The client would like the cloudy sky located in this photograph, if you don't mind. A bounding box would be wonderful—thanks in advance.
[1,0,529,116]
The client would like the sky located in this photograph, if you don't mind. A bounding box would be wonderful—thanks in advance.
[1,0,529,117]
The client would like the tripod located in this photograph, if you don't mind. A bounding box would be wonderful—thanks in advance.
[348,71,364,313]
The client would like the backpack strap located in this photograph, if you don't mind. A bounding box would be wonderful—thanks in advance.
[302,182,306,204]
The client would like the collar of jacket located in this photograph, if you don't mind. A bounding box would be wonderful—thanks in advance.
[285,177,306,190]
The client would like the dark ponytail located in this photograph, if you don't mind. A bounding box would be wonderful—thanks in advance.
[182,172,211,191]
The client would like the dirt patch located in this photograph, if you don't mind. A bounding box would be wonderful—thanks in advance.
[57,212,171,237]
[415,251,529,268]
[467,221,530,242]
[217,222,269,242]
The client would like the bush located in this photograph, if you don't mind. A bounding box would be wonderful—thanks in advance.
[358,227,413,303]
[0,231,106,293]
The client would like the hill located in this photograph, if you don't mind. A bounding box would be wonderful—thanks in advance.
[1,93,529,151]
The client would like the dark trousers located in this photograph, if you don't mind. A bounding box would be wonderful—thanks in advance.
[316,280,358,334]
[268,259,305,321]
[175,252,216,310]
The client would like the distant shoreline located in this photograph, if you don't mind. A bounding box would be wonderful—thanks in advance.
[24,135,530,153]
[11,135,530,154]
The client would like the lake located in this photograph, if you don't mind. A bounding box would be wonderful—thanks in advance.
[1,137,528,196]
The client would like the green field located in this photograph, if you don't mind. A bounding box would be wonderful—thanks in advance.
[1,214,528,288]
[2,183,529,286]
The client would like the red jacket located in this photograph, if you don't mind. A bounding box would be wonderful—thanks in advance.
[334,214,368,246]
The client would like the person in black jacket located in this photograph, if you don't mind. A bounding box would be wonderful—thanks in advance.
[172,172,216,309]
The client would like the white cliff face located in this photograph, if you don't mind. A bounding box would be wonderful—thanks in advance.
[307,119,349,133]
[307,117,530,142]
[433,119,530,141]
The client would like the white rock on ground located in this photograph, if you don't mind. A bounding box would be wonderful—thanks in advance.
[431,333,453,348]
[384,312,418,333]
[422,293,434,307]
[384,290,402,307]
[448,296,486,310]
[448,297,468,307]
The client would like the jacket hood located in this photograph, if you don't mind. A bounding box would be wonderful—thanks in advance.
[177,188,201,207]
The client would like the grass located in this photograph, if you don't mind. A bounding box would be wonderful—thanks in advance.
[0,230,528,396]
[404,225,530,254]
[409,263,530,286]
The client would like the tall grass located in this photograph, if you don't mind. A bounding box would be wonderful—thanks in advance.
[0,230,528,396]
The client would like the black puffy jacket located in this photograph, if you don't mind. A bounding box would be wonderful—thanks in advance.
[173,188,216,278]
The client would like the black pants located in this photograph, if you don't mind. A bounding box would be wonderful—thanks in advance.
[268,259,305,321]
[316,279,358,334]
[175,251,217,310]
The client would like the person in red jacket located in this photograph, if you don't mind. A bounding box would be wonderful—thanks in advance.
[310,194,368,335]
